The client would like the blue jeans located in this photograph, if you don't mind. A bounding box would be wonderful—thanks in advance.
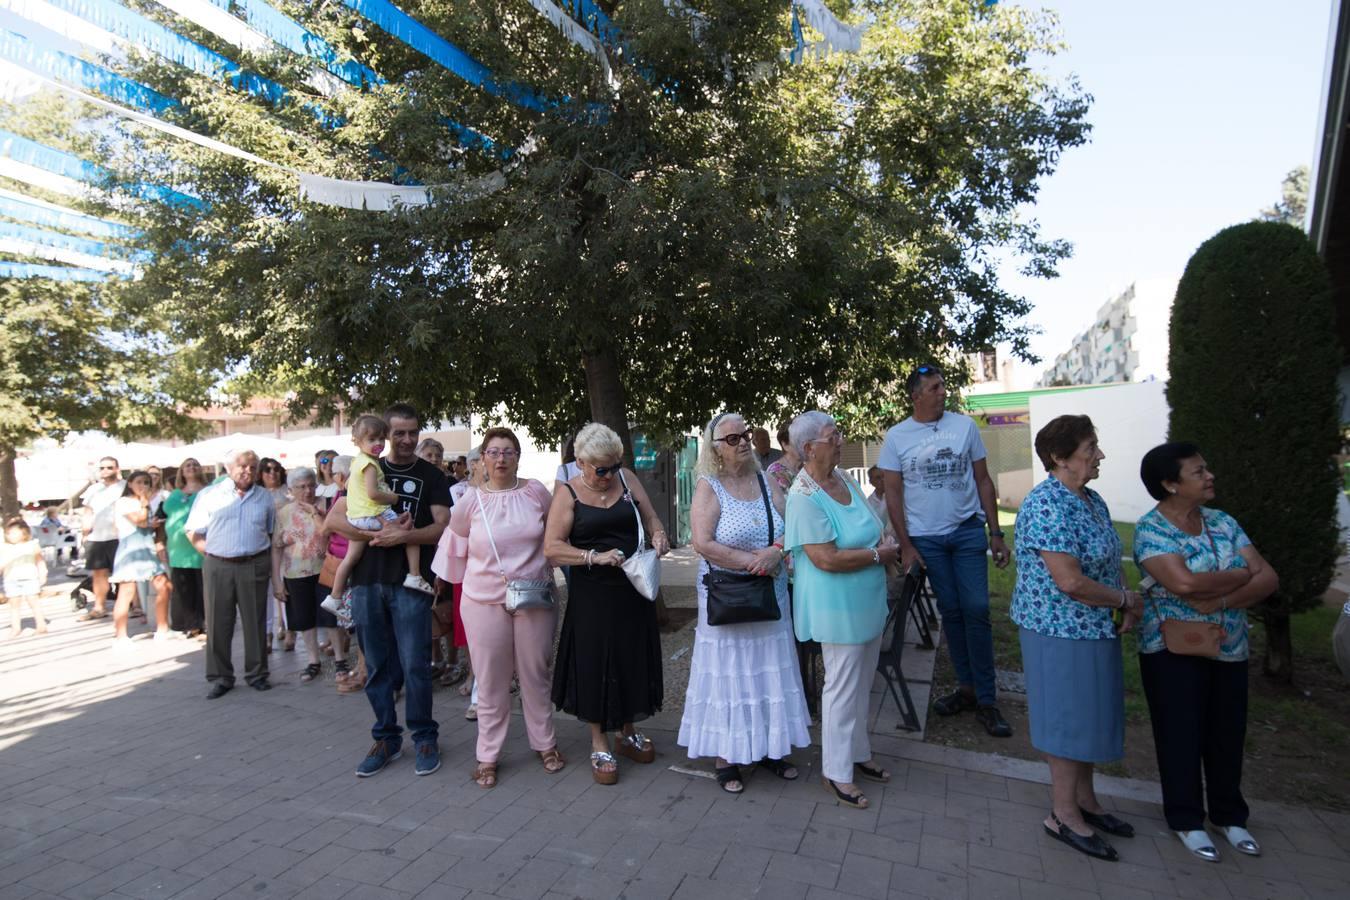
[352,583,437,747]
[912,518,997,706]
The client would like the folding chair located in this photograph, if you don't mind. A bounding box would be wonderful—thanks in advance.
[876,565,924,732]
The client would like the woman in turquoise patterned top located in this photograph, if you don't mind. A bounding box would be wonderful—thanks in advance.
[1012,415,1143,863]
[1135,442,1278,863]
[784,411,897,811]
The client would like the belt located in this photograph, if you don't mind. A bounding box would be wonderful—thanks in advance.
[205,549,269,563]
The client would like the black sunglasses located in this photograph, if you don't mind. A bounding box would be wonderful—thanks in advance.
[714,430,754,447]
[592,463,620,477]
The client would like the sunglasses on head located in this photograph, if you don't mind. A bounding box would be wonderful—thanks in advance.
[714,430,754,447]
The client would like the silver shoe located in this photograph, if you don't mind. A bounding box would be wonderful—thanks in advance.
[1176,829,1220,862]
[1219,825,1261,856]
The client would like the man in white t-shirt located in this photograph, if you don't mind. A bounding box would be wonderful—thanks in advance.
[79,456,125,619]
[878,365,1012,738]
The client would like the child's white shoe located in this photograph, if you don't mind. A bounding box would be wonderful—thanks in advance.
[403,574,434,594]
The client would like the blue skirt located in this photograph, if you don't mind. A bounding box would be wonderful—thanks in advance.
[1020,628,1124,763]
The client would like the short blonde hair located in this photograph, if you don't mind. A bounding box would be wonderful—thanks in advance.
[573,422,623,465]
[695,413,758,478]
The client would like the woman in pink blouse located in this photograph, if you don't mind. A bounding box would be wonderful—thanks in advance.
[448,427,564,788]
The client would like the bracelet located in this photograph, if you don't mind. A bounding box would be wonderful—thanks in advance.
[585,549,594,569]
[1118,589,1127,610]
[871,547,880,565]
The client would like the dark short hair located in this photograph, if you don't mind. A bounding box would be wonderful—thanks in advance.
[383,402,420,426]
[121,470,151,497]
[776,421,791,446]
[479,426,521,454]
[1140,441,1202,501]
[906,364,943,396]
[258,457,286,482]
[1033,415,1097,472]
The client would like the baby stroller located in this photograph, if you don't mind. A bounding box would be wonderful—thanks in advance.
[70,574,114,612]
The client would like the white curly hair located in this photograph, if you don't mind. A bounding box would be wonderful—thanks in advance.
[695,412,760,478]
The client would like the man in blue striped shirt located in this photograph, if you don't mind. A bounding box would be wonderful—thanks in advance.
[187,449,277,698]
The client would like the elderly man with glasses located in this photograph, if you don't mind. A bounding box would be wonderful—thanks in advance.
[78,457,126,620]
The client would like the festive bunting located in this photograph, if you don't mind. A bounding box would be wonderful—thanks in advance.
[0,127,204,209]
[524,0,616,89]
[0,260,112,280]
[0,27,177,115]
[0,0,120,53]
[0,187,140,239]
[0,218,146,261]
[792,0,865,54]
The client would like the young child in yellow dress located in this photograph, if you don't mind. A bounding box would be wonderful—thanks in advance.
[2,518,48,637]
[329,415,434,598]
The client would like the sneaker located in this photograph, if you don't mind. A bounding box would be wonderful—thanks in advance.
[403,574,435,594]
[355,740,402,777]
[932,688,977,716]
[415,743,441,776]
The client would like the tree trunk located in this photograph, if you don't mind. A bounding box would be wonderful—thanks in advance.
[1262,610,1295,683]
[0,443,18,519]
[582,346,634,465]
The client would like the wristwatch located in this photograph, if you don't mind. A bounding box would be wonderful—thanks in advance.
[988,529,1005,538]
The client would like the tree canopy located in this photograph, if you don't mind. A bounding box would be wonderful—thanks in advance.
[99,0,1089,449]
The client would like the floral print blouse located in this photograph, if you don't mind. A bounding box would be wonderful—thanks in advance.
[1011,475,1122,641]
[277,502,326,579]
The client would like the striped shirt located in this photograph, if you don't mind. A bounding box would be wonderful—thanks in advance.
[184,481,275,557]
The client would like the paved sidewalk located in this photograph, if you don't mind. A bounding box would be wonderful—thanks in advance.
[2,592,1349,900]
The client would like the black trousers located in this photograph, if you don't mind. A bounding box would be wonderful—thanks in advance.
[1139,649,1250,831]
[170,566,204,633]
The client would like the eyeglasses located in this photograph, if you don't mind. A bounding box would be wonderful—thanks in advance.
[713,431,754,447]
[483,448,519,460]
[261,465,282,473]
[318,457,331,465]
[808,432,844,446]
[591,463,620,477]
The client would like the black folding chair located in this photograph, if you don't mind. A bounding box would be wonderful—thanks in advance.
[907,575,936,649]
[876,565,924,732]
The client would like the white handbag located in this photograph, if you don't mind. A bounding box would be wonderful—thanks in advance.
[477,492,556,613]
[618,471,661,601]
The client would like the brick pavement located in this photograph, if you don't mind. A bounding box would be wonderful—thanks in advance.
[2,590,1349,900]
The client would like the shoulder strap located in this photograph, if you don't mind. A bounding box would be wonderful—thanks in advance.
[757,471,775,547]
[474,492,508,584]
[561,482,578,500]
[617,470,645,548]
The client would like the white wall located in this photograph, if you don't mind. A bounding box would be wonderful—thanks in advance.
[1029,381,1169,524]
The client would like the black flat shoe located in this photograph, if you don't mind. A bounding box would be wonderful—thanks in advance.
[975,705,1013,737]
[1081,808,1134,838]
[759,757,799,780]
[715,765,744,794]
[206,683,232,699]
[932,688,977,717]
[251,679,272,691]
[855,762,891,783]
[1044,813,1117,861]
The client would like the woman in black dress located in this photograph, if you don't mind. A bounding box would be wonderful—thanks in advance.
[545,422,670,784]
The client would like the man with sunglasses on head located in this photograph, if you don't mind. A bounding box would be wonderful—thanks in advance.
[878,364,1014,738]
[78,457,126,620]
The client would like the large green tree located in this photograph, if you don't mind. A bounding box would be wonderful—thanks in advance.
[115,0,1089,449]
[1168,221,1341,682]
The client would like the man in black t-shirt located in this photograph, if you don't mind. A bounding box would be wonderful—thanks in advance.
[325,403,450,778]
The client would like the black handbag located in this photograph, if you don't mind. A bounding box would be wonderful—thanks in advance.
[703,472,782,626]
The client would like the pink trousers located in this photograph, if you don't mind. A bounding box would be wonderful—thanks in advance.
[458,597,558,763]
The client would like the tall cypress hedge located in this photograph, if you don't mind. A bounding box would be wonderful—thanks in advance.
[1168,221,1341,681]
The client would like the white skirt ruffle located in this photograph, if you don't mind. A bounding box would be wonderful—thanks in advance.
[677,567,812,764]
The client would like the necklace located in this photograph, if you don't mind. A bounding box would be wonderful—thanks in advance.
[581,477,610,500]
[384,457,416,472]
[482,478,519,493]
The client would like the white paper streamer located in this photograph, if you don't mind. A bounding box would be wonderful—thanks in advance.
[0,235,136,273]
[0,155,90,199]
[793,0,865,54]
[525,0,616,88]
[150,0,346,96]
[0,0,122,54]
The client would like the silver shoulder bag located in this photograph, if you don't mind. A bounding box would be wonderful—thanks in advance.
[476,491,556,613]
[618,471,661,601]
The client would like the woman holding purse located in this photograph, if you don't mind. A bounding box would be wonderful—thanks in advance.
[450,427,564,788]
[1135,442,1278,862]
[546,422,669,785]
[678,413,811,793]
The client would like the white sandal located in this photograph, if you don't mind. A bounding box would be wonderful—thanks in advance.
[1176,829,1219,862]
[1218,825,1261,856]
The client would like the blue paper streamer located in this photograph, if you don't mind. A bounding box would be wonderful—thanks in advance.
[0,193,140,241]
[0,27,177,115]
[335,0,551,112]
[0,219,149,261]
[0,261,112,281]
[0,128,204,210]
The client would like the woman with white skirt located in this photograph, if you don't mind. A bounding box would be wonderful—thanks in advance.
[678,412,811,793]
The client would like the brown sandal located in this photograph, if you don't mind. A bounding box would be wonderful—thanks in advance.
[590,751,618,785]
[473,762,497,789]
[539,748,566,774]
[615,731,655,764]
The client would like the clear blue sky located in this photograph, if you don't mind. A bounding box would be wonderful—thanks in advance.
[1002,0,1335,379]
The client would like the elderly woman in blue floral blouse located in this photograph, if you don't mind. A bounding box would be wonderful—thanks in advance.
[1135,442,1277,863]
[1011,415,1142,862]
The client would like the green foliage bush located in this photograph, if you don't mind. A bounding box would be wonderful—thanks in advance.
[1168,221,1341,675]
